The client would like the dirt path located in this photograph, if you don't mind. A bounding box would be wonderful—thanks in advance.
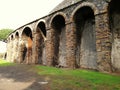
[0,64,49,90]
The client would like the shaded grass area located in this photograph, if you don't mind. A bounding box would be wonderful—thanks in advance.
[35,65,120,90]
[0,59,15,66]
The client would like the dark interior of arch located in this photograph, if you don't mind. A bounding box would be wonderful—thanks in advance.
[51,15,66,67]
[22,27,32,39]
[52,15,65,30]
[15,32,19,38]
[21,27,33,63]
[109,0,120,71]
[38,22,46,37]
[36,22,46,64]
[74,6,97,69]
[11,35,13,40]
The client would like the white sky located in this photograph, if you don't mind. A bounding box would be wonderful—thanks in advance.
[0,0,63,30]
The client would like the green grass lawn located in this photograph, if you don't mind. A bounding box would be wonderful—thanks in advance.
[0,59,15,66]
[35,65,120,90]
[0,59,120,90]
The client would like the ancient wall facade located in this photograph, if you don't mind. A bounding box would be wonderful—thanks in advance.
[6,0,120,73]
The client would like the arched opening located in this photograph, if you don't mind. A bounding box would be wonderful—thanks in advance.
[51,15,66,67]
[11,35,13,40]
[73,6,97,69]
[38,22,46,37]
[21,27,33,63]
[11,35,14,49]
[22,27,32,39]
[15,32,19,39]
[36,21,46,64]
[9,35,14,62]
[109,0,120,71]
[14,32,19,62]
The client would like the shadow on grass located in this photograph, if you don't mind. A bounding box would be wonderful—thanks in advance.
[0,62,48,90]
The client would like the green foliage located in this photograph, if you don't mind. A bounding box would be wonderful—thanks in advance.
[0,29,13,41]
[35,66,120,90]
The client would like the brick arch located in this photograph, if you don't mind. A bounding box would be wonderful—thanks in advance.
[71,2,99,22]
[15,31,19,39]
[35,20,46,37]
[34,19,47,64]
[49,12,67,67]
[11,34,14,41]
[49,12,67,28]
[12,31,20,63]
[21,26,33,49]
[20,26,33,64]
[21,26,33,38]
[35,19,46,31]
[10,31,19,40]
[70,3,98,70]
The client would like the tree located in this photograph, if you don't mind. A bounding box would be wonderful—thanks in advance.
[0,29,13,41]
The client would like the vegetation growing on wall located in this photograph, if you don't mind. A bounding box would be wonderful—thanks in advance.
[0,29,13,41]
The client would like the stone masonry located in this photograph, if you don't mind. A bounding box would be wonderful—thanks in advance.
[6,0,120,73]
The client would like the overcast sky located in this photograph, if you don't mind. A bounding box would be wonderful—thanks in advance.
[0,0,63,30]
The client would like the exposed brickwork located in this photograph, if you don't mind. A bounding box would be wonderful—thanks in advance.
[31,32,38,64]
[6,0,120,73]
[66,22,76,68]
[95,13,112,72]
[46,29,55,66]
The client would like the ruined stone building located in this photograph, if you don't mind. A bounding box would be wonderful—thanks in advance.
[6,0,120,73]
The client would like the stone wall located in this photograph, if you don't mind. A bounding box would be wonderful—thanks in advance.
[6,0,120,73]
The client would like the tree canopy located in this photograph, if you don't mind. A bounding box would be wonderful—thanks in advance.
[0,29,13,41]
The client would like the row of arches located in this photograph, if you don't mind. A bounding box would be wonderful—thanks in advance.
[7,0,120,71]
[7,21,47,64]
